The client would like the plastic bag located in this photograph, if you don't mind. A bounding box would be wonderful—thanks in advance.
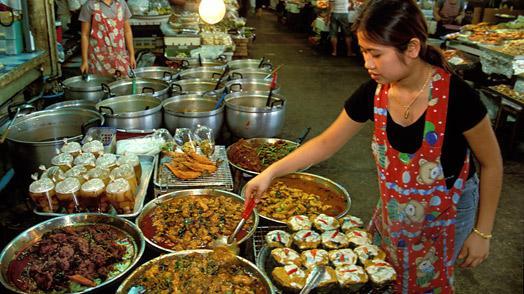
[193,125,215,157]
[116,129,173,156]
[190,45,226,59]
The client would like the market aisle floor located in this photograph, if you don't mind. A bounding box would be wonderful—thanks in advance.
[247,10,523,293]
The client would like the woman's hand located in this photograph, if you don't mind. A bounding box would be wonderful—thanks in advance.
[458,233,490,268]
[243,171,273,210]
[80,61,89,74]
[129,55,137,69]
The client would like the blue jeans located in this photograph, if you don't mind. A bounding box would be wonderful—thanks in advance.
[452,174,480,263]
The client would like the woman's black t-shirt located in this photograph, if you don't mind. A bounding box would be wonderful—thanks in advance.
[344,74,487,188]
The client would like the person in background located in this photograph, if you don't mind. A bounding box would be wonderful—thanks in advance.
[79,0,136,76]
[244,0,502,292]
[328,0,356,56]
[433,0,465,36]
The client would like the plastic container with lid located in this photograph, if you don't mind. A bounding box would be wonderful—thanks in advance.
[55,177,81,213]
[29,178,58,212]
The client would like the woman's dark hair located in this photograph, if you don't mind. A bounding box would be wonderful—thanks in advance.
[353,0,451,72]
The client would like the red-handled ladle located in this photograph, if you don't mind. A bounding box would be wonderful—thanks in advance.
[212,197,257,253]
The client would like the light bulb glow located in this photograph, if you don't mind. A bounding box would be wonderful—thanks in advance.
[199,0,226,24]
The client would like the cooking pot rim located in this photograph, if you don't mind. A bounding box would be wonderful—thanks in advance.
[96,95,163,118]
[163,96,224,116]
[62,74,115,92]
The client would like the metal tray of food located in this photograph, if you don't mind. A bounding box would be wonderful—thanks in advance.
[34,155,157,219]
[135,188,258,253]
[153,145,234,191]
[117,249,276,294]
[240,172,351,225]
[0,213,145,294]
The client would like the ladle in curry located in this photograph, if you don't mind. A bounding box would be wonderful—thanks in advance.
[212,196,257,253]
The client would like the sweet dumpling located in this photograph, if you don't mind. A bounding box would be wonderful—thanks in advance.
[364,259,397,288]
[321,230,349,249]
[328,249,357,267]
[346,229,371,248]
[271,248,302,266]
[272,264,309,292]
[287,215,312,231]
[335,264,368,291]
[354,244,386,264]
[313,214,340,232]
[266,230,292,248]
[293,230,321,250]
[300,249,329,269]
[339,215,364,233]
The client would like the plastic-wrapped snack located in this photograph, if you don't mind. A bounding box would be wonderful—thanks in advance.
[96,153,118,170]
[82,139,104,157]
[272,264,309,292]
[313,214,340,232]
[346,229,371,248]
[60,141,81,157]
[354,244,386,265]
[193,125,215,157]
[293,230,321,250]
[266,230,292,248]
[339,215,364,233]
[335,264,368,291]
[364,259,397,289]
[79,178,105,212]
[40,166,65,183]
[174,128,196,153]
[86,167,111,185]
[106,178,134,214]
[55,177,81,213]
[300,249,329,269]
[73,152,96,169]
[64,165,87,184]
[29,177,58,212]
[117,153,142,180]
[287,215,312,231]
[51,153,74,171]
[271,248,301,266]
[328,249,357,267]
[321,230,349,250]
[110,164,138,195]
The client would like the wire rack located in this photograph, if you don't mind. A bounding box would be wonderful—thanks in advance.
[154,146,234,192]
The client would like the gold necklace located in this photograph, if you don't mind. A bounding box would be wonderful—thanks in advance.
[391,68,433,120]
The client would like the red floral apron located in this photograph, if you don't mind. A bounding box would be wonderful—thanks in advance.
[369,67,470,293]
[88,1,129,76]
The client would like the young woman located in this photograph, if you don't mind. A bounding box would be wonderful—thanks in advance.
[79,0,136,76]
[244,0,502,292]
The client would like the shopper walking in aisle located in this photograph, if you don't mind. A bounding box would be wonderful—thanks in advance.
[244,0,502,293]
[328,0,356,56]
[79,0,136,76]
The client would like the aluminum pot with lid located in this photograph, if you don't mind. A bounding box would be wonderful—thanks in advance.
[96,94,162,131]
[6,109,104,177]
[104,78,171,101]
[225,78,280,94]
[132,66,179,82]
[178,66,226,80]
[227,58,272,71]
[163,94,224,139]
[45,99,97,111]
[228,68,272,81]
[61,73,115,102]
[225,92,286,138]
[171,78,226,96]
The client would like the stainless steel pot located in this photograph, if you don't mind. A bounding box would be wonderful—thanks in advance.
[225,78,280,94]
[171,78,226,96]
[132,66,179,82]
[0,213,145,294]
[104,78,171,101]
[225,92,286,138]
[61,74,115,102]
[178,57,228,68]
[228,68,272,80]
[178,66,226,80]
[6,109,104,176]
[45,99,97,111]
[227,58,273,70]
[96,94,162,131]
[163,95,224,139]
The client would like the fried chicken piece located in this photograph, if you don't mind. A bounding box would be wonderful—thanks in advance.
[164,162,202,180]
[187,151,215,165]
[180,161,218,173]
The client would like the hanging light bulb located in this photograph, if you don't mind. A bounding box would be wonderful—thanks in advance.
[199,0,226,24]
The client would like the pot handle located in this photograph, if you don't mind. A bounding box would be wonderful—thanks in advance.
[163,71,173,81]
[181,60,190,69]
[142,87,155,94]
[101,83,112,99]
[98,105,114,115]
[114,69,122,79]
[261,62,273,70]
[171,83,183,94]
[217,54,227,62]
[202,90,218,98]
[81,72,89,81]
[270,98,285,109]
[231,72,243,80]
[228,83,242,92]
[296,127,312,144]
[8,103,35,119]
[211,72,223,79]
[81,116,103,136]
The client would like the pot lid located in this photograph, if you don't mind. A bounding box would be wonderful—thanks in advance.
[62,74,115,92]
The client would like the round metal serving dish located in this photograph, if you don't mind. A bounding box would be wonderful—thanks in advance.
[136,189,259,253]
[227,59,273,70]
[240,172,351,225]
[0,213,145,294]
[106,78,171,100]
[226,138,300,176]
[116,249,276,294]
[45,99,97,111]
[132,66,179,82]
[178,66,226,80]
